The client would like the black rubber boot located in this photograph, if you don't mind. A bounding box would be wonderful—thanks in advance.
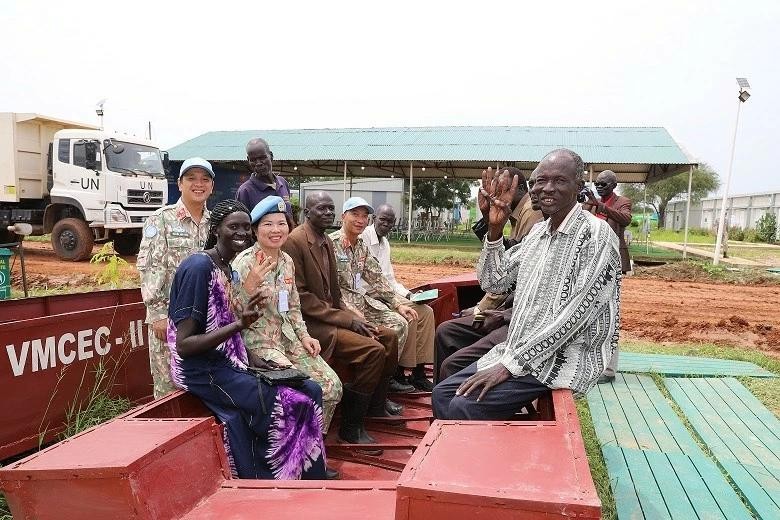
[368,378,405,417]
[338,388,383,455]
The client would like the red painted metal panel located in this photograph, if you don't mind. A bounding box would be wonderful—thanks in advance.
[182,481,399,520]
[0,417,228,520]
[0,288,142,323]
[396,391,600,520]
[0,299,152,459]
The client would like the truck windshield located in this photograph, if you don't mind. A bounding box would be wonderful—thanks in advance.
[105,142,165,177]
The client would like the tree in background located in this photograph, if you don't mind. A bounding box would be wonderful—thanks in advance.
[619,163,719,227]
[755,212,778,243]
[412,178,473,218]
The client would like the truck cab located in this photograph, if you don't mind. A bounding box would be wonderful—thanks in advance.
[47,130,169,258]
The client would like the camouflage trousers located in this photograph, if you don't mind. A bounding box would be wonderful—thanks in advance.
[148,330,176,399]
[363,307,409,359]
[248,338,343,433]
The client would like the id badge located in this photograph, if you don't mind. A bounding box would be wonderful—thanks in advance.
[354,272,362,287]
[278,289,289,313]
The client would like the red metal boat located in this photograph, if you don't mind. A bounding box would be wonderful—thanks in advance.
[0,275,600,519]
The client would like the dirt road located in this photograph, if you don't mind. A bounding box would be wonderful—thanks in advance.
[9,244,780,357]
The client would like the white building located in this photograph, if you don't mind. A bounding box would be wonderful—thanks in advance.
[299,177,464,227]
[666,190,780,235]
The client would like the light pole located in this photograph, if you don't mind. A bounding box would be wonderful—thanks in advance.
[713,78,751,265]
[95,99,106,130]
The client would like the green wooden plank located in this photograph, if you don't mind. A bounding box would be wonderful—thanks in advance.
[685,453,755,520]
[635,375,701,456]
[666,378,762,466]
[620,353,777,377]
[698,379,780,467]
[621,374,680,453]
[642,450,698,519]
[610,375,662,451]
[602,446,645,520]
[597,376,644,450]
[720,460,780,519]
[622,447,671,519]
[719,378,780,443]
[586,383,620,449]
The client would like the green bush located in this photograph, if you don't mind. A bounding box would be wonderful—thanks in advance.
[755,212,778,243]
[689,227,713,237]
[744,229,760,243]
[728,226,745,241]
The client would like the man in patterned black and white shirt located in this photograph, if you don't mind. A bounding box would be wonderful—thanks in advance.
[432,149,621,420]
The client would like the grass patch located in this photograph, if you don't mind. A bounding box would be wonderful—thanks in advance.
[0,493,10,520]
[633,260,780,285]
[739,377,780,417]
[19,234,50,243]
[693,244,780,265]
[575,398,616,519]
[629,243,683,261]
[391,245,480,266]
[62,359,133,438]
[637,227,716,244]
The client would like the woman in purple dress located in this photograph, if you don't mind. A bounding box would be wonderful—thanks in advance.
[167,199,326,479]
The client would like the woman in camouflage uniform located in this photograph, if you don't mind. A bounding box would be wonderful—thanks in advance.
[233,196,343,433]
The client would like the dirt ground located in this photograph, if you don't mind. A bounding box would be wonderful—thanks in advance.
[8,243,780,358]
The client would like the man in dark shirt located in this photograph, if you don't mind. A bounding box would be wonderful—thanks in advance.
[235,138,293,219]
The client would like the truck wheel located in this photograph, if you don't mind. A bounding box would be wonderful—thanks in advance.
[113,233,141,256]
[52,218,95,261]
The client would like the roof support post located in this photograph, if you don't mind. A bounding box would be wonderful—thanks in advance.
[589,165,594,185]
[407,162,414,244]
[682,165,694,259]
[343,161,348,209]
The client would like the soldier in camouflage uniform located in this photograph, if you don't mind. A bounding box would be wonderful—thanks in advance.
[330,197,418,398]
[233,196,343,432]
[137,157,214,398]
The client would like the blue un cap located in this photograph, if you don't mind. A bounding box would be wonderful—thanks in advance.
[179,157,216,180]
[342,196,374,214]
[251,196,287,224]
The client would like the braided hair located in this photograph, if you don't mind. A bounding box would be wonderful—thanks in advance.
[204,199,250,250]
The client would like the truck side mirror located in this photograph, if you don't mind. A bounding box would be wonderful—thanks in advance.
[162,151,170,173]
[85,141,98,172]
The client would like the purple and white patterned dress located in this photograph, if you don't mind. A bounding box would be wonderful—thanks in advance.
[167,252,326,480]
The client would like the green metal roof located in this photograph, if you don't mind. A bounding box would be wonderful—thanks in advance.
[168,126,696,183]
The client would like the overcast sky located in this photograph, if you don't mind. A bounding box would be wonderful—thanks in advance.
[2,0,778,195]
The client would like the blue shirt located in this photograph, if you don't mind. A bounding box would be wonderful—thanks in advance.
[235,174,292,217]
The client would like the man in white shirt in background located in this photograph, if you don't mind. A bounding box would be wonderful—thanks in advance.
[361,203,435,391]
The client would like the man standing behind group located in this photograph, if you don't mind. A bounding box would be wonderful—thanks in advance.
[283,192,399,450]
[432,149,622,420]
[236,138,293,220]
[361,203,436,391]
[581,169,632,383]
[137,157,214,398]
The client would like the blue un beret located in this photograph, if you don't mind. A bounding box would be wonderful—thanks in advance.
[251,196,287,224]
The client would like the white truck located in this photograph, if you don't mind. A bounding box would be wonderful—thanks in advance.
[0,113,169,260]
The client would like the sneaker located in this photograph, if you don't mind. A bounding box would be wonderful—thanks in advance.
[389,377,415,393]
[597,375,615,384]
